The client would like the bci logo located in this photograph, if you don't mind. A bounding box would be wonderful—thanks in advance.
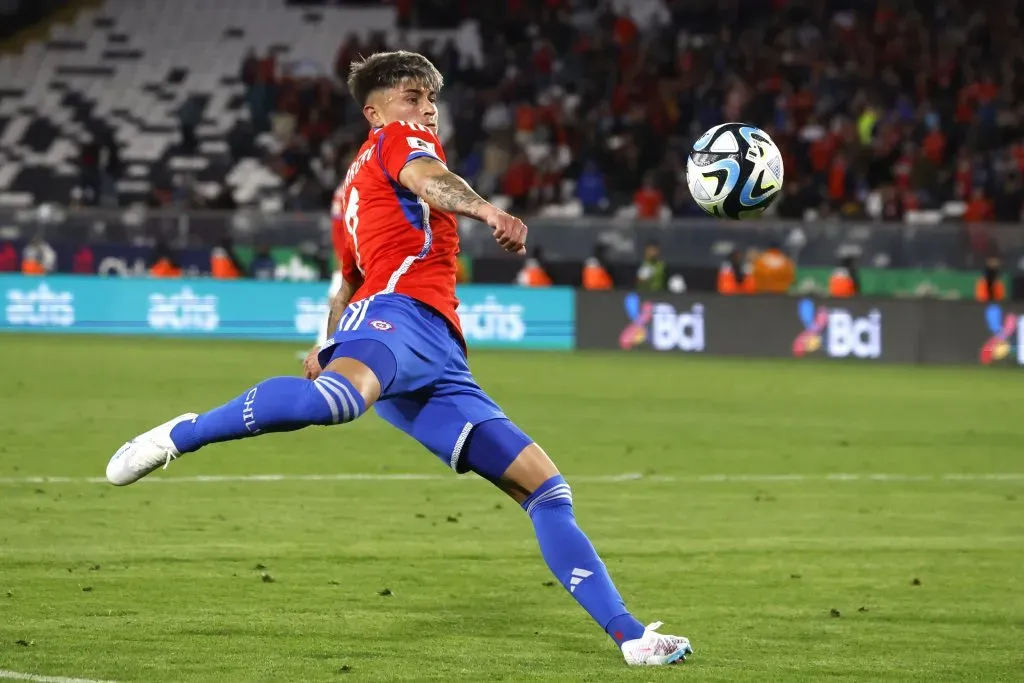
[980,304,1024,365]
[793,299,881,359]
[619,293,705,352]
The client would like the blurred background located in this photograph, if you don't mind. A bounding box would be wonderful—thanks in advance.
[1,0,1023,300]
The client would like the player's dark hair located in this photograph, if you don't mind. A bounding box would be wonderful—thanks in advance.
[347,51,443,105]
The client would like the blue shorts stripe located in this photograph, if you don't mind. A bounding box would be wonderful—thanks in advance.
[449,421,473,471]
[339,297,375,332]
[352,298,371,329]
[338,302,357,331]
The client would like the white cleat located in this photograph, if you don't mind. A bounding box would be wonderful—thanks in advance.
[105,413,197,486]
[621,621,694,666]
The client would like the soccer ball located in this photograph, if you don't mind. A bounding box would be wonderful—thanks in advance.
[686,123,784,220]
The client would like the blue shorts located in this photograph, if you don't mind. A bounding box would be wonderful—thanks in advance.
[318,293,528,475]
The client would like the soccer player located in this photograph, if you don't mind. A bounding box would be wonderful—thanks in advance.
[106,51,693,666]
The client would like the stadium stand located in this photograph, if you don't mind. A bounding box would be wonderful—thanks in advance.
[2,0,1024,234]
[0,0,478,209]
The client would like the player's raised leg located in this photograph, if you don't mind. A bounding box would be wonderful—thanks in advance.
[464,423,694,666]
[104,353,381,486]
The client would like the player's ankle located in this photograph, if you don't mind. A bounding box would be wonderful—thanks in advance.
[606,613,645,646]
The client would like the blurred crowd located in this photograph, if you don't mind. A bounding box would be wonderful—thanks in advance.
[214,0,1024,224]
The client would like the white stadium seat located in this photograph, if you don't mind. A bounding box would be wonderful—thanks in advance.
[0,0,478,207]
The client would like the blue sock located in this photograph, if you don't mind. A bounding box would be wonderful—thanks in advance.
[523,475,646,645]
[169,371,366,454]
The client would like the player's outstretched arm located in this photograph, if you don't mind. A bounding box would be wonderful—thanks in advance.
[399,157,527,255]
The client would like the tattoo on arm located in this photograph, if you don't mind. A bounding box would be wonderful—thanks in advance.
[419,170,491,220]
[324,277,359,339]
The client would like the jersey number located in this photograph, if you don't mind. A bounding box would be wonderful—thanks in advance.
[344,187,364,274]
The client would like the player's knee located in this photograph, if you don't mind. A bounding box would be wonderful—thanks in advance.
[323,339,398,397]
[309,371,367,425]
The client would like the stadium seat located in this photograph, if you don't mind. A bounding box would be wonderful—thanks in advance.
[0,0,477,207]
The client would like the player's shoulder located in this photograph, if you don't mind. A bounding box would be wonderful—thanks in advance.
[381,120,443,151]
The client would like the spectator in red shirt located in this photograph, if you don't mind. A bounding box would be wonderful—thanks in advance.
[72,245,95,275]
[964,187,994,223]
[954,152,974,200]
[502,151,537,213]
[0,241,17,272]
[828,153,849,208]
[633,173,664,219]
[922,127,946,166]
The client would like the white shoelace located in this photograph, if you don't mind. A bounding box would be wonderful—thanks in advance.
[129,442,177,473]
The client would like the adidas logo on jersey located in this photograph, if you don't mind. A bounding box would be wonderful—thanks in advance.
[569,567,593,593]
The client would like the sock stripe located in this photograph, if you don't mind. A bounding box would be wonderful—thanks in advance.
[316,374,366,424]
[317,376,353,421]
[528,490,572,514]
[526,484,572,515]
[319,381,351,422]
[311,380,340,423]
[334,383,360,420]
[528,483,572,509]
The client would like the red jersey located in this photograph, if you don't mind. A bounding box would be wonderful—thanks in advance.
[330,120,462,340]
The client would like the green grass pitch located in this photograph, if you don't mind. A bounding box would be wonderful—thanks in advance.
[1,334,1022,681]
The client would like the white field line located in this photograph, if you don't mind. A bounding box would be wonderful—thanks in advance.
[0,472,1022,485]
[0,670,117,683]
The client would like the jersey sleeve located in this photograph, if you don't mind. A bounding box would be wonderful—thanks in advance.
[376,121,446,183]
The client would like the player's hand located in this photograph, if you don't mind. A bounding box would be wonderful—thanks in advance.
[303,346,322,380]
[483,207,527,256]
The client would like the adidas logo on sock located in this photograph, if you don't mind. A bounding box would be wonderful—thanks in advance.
[569,568,593,593]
